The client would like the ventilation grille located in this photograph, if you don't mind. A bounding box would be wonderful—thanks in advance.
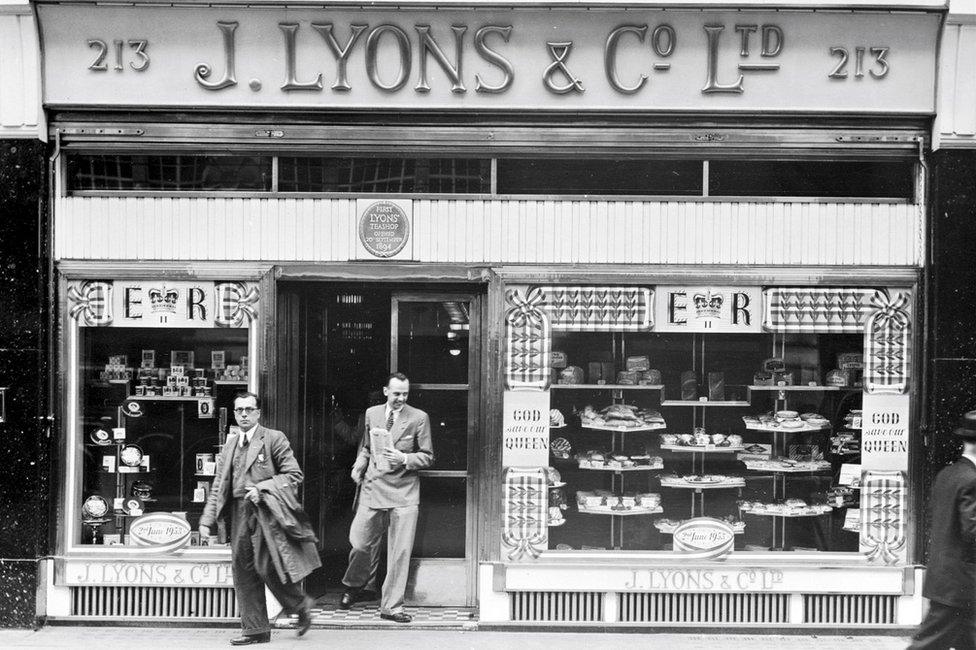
[70,586,238,619]
[510,591,603,622]
[803,594,898,625]
[619,592,790,624]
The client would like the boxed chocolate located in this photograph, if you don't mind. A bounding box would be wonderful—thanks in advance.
[707,372,725,401]
[616,371,639,385]
[550,351,568,369]
[680,371,698,400]
[626,355,650,372]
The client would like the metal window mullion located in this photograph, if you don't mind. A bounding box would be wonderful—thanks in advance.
[702,160,709,197]
[271,156,279,193]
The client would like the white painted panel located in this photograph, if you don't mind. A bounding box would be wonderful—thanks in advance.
[954,26,976,136]
[0,11,40,134]
[54,197,922,267]
[938,22,976,144]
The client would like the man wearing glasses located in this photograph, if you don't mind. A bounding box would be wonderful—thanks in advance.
[200,392,316,645]
[340,372,434,623]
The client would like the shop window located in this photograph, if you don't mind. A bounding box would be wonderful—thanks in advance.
[66,154,272,191]
[78,326,249,546]
[545,330,865,553]
[708,160,914,199]
[496,159,703,196]
[277,157,491,193]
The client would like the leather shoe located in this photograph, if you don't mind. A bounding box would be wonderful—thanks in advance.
[339,589,360,610]
[380,611,412,623]
[229,633,270,646]
[296,605,312,637]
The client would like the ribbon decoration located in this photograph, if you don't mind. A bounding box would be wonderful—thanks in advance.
[501,467,548,561]
[860,470,907,565]
[67,281,114,326]
[214,282,260,328]
[505,287,551,390]
[541,286,653,331]
[864,290,911,394]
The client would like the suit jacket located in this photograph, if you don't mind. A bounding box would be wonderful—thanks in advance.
[200,424,304,529]
[923,458,976,608]
[354,404,434,508]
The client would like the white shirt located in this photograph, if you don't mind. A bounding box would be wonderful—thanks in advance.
[238,429,254,448]
[385,406,403,429]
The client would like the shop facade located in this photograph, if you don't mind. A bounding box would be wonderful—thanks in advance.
[34,0,941,629]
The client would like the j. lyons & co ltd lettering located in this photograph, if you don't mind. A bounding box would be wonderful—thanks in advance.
[193,20,797,96]
[74,561,234,585]
[624,568,784,591]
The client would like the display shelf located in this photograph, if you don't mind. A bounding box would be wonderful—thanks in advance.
[660,476,745,490]
[108,379,131,385]
[213,380,248,386]
[550,424,567,429]
[577,463,664,472]
[126,395,205,401]
[742,460,832,473]
[740,507,831,518]
[547,519,566,527]
[661,444,743,454]
[116,466,151,474]
[746,385,852,392]
[654,520,745,535]
[577,506,663,516]
[743,421,831,433]
[661,400,750,407]
[551,384,664,391]
[581,423,667,432]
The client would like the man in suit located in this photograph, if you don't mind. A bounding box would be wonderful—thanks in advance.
[909,410,976,650]
[340,372,434,623]
[200,392,315,645]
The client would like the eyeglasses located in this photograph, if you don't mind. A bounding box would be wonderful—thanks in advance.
[233,407,258,414]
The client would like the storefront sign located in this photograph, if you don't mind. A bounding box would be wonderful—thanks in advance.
[67,280,258,328]
[655,286,761,333]
[129,513,193,553]
[64,559,233,586]
[672,518,735,560]
[861,392,910,471]
[502,390,550,467]
[504,563,907,594]
[36,5,939,113]
[355,199,413,260]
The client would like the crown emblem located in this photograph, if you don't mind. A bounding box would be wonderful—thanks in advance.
[148,286,179,314]
[693,291,724,319]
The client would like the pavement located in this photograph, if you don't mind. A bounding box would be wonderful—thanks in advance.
[0,627,914,649]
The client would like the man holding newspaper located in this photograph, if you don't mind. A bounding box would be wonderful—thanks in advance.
[340,372,434,623]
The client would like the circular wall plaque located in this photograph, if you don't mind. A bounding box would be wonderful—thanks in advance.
[358,201,410,258]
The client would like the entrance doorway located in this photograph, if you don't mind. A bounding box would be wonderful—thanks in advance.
[275,282,481,607]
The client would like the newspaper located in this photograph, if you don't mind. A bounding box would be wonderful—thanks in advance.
[370,427,393,473]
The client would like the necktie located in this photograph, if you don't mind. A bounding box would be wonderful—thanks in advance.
[386,409,395,431]
[241,434,249,448]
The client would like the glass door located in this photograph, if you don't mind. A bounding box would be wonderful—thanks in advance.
[391,292,480,606]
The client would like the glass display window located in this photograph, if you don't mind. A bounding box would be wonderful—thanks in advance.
[503,284,914,562]
[66,280,258,552]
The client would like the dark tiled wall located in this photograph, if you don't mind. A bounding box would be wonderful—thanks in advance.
[0,138,47,627]
[924,150,976,562]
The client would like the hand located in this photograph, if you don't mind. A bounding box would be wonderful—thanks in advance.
[351,465,365,485]
[199,524,211,538]
[244,486,260,504]
[382,448,407,468]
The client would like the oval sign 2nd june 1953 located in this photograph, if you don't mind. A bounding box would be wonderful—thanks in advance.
[358,201,410,258]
